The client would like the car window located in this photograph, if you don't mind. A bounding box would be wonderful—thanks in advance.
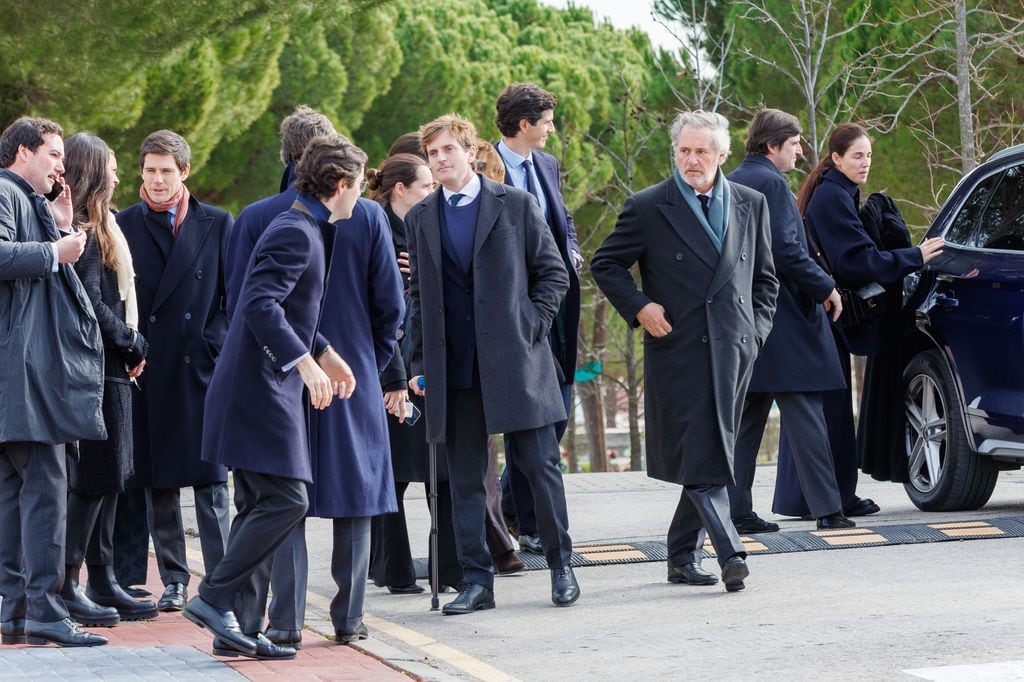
[973,164,1024,251]
[946,171,1000,246]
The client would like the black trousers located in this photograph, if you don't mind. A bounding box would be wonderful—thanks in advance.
[729,391,843,520]
[66,491,118,568]
[667,485,745,568]
[112,487,150,586]
[369,480,460,588]
[199,469,308,619]
[147,481,229,586]
[0,442,68,622]
[447,386,571,590]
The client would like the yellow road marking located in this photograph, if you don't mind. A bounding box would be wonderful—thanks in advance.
[938,527,1004,537]
[579,550,646,561]
[818,533,887,545]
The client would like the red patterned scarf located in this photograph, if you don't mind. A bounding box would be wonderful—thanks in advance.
[139,183,190,236]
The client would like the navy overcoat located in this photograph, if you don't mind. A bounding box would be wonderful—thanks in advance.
[728,155,845,392]
[119,197,231,488]
[307,199,404,518]
[201,203,332,482]
[591,176,778,485]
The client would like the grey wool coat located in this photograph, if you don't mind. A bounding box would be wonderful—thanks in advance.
[591,175,778,485]
[406,175,569,443]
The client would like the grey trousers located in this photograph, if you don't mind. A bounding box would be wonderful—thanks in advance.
[147,481,230,586]
[667,485,745,569]
[0,442,69,622]
[729,391,842,520]
[330,517,371,631]
[243,520,308,633]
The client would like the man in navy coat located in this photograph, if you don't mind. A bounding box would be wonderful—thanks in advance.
[494,83,581,555]
[183,134,363,659]
[725,109,852,532]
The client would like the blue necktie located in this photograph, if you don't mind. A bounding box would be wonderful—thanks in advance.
[448,193,464,207]
[522,159,539,200]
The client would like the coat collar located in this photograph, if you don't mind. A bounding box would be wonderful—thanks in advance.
[413,175,507,269]
[742,154,784,177]
[150,196,215,313]
[657,177,719,272]
[708,182,751,296]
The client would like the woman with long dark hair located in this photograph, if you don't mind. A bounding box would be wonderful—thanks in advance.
[773,124,944,519]
[62,133,156,624]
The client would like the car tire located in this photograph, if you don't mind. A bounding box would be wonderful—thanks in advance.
[902,350,998,511]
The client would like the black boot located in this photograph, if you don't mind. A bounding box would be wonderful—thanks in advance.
[61,565,120,627]
[85,565,158,621]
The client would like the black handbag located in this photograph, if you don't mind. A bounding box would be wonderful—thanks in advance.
[804,218,887,331]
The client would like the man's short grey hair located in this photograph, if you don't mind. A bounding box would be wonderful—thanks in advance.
[670,110,730,156]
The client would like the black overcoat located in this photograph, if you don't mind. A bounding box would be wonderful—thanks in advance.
[728,156,845,392]
[591,176,778,485]
[406,176,569,443]
[119,197,231,489]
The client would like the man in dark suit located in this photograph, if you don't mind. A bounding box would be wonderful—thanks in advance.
[0,117,107,647]
[726,109,854,532]
[406,114,579,614]
[183,134,363,659]
[118,130,232,613]
[494,83,581,556]
[591,111,778,592]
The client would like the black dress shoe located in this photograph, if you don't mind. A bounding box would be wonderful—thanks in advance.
[442,583,496,615]
[1,618,26,645]
[550,566,580,607]
[334,622,368,644]
[158,583,187,612]
[86,565,158,621]
[25,618,107,647]
[387,583,425,595]
[816,513,856,530]
[182,596,256,655]
[721,555,749,593]
[518,534,543,554]
[667,561,718,585]
[214,632,296,660]
[61,565,120,627]
[732,513,780,534]
[124,586,153,599]
[844,498,881,517]
[266,628,303,650]
[493,549,527,575]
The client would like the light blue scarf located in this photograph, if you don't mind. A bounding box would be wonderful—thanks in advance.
[673,168,730,253]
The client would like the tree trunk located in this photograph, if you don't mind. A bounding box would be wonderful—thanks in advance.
[625,326,644,471]
[581,295,609,473]
[565,388,578,473]
[953,0,977,173]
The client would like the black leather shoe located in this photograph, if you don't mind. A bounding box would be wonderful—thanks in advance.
[387,583,424,595]
[518,534,543,554]
[721,556,749,592]
[732,513,780,534]
[442,583,496,615]
[266,628,303,650]
[25,618,107,647]
[61,566,120,627]
[1,618,25,645]
[550,566,580,607]
[493,549,527,575]
[816,513,856,530]
[124,586,152,599]
[667,561,718,585]
[86,565,158,621]
[214,632,296,660]
[158,583,187,612]
[182,596,256,655]
[844,498,881,517]
[335,622,368,644]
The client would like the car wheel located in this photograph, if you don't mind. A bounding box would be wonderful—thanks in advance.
[902,350,998,511]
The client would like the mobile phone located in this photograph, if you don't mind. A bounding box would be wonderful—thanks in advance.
[402,402,422,427]
[44,177,64,202]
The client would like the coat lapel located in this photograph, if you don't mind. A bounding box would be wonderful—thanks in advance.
[473,178,504,261]
[142,209,174,261]
[657,179,719,272]
[151,199,213,313]
[417,191,444,270]
[708,181,750,296]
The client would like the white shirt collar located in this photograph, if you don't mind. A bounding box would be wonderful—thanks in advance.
[441,173,481,206]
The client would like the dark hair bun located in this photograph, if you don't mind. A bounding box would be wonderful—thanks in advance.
[365,167,383,192]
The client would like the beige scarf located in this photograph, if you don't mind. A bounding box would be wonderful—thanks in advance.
[108,213,139,330]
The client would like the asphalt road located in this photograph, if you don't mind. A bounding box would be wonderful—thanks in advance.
[184,467,1024,680]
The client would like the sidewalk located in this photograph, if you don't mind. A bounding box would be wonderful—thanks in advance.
[0,553,407,681]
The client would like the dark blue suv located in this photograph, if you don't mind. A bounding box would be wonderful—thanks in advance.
[900,144,1024,511]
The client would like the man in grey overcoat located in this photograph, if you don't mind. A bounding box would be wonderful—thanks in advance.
[406,114,578,614]
[591,111,778,592]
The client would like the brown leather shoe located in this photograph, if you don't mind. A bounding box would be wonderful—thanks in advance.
[493,549,526,575]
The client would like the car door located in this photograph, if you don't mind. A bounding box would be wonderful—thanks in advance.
[934,163,1024,441]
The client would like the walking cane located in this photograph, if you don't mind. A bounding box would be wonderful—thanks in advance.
[420,377,440,611]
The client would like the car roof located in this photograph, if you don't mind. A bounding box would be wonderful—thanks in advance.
[985,144,1024,165]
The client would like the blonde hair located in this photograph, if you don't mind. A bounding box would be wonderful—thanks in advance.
[419,114,478,154]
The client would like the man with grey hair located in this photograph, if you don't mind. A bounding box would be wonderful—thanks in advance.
[591,110,778,592]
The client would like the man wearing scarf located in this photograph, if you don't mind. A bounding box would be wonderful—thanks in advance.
[117,130,233,614]
[591,111,778,593]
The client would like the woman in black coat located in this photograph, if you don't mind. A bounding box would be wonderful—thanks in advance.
[366,153,462,592]
[774,124,944,517]
[63,134,156,623]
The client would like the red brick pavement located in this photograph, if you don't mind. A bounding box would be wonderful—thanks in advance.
[6,556,409,681]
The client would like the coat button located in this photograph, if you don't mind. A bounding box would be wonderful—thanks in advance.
[149,315,156,323]
[701,335,708,343]
[741,252,748,260]
[741,335,748,343]
[184,355,191,364]
[675,253,683,261]
[465,315,471,321]
[738,296,745,304]
[706,298,713,304]
[195,269,204,279]
[185,312,192,320]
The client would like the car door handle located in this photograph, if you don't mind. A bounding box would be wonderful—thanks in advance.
[934,292,959,307]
